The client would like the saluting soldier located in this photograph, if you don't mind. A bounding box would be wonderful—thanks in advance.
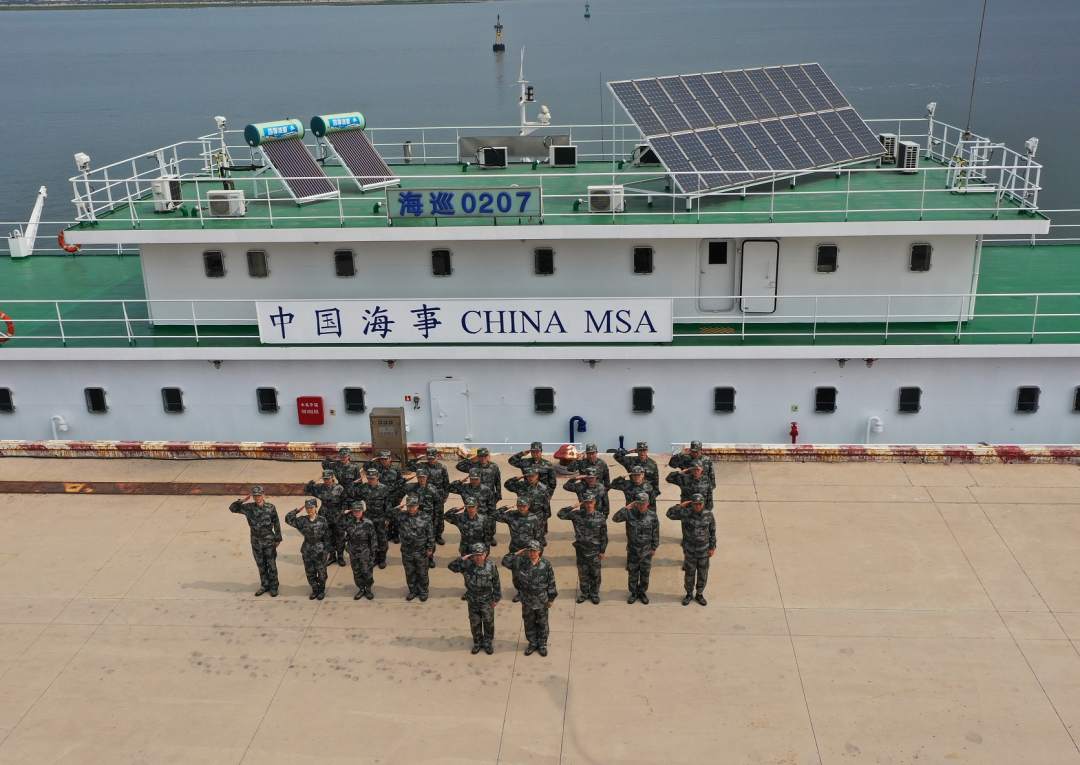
[668,440,715,493]
[666,461,714,509]
[503,540,557,657]
[228,485,282,597]
[395,495,435,602]
[455,447,502,503]
[666,493,717,606]
[562,466,611,517]
[408,446,450,545]
[497,497,546,602]
[611,465,659,514]
[342,500,377,600]
[322,447,361,491]
[505,467,554,533]
[556,492,608,604]
[444,496,491,600]
[285,498,331,600]
[401,469,446,568]
[448,543,502,655]
[304,470,348,566]
[448,468,498,547]
[567,443,610,489]
[509,441,557,491]
[611,491,660,604]
[366,449,411,543]
[349,468,394,569]
[613,441,659,488]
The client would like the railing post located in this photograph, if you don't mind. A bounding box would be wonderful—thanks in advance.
[121,300,133,346]
[191,301,201,345]
[811,296,818,343]
[55,302,66,347]
[844,170,851,222]
[919,167,927,221]
[740,303,746,343]
[884,295,891,343]
[266,179,274,227]
[337,178,344,226]
[1030,294,1040,343]
[195,178,204,228]
[769,180,776,222]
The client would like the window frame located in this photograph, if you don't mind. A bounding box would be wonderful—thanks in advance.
[897,386,922,414]
[1016,386,1040,414]
[815,243,838,273]
[161,387,185,414]
[533,247,555,276]
[84,386,108,414]
[632,246,654,275]
[431,248,453,277]
[256,387,279,414]
[203,250,225,278]
[333,249,356,278]
[246,249,269,278]
[814,386,837,414]
[707,240,729,265]
[0,387,12,414]
[713,386,736,413]
[343,387,367,414]
[909,242,932,272]
[533,387,556,414]
[631,386,654,414]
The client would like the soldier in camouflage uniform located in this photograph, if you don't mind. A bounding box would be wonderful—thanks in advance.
[444,497,490,557]
[666,493,717,606]
[401,469,446,568]
[448,542,502,655]
[228,485,282,597]
[505,467,554,534]
[349,469,394,569]
[285,498,331,600]
[566,443,610,490]
[503,540,558,656]
[455,447,502,504]
[562,466,611,517]
[611,465,659,514]
[322,447,361,491]
[343,500,377,600]
[366,449,410,543]
[668,440,715,493]
[448,469,498,548]
[497,497,546,602]
[613,441,660,488]
[395,494,435,601]
[611,491,660,604]
[305,470,348,566]
[508,441,557,491]
[665,461,714,509]
[557,492,608,604]
[408,446,450,545]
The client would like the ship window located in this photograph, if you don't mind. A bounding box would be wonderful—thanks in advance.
[256,387,278,414]
[1074,387,1080,413]
[708,241,728,265]
[0,388,12,413]
[713,386,736,413]
[633,246,654,274]
[161,387,185,414]
[632,386,654,413]
[898,386,922,413]
[203,250,225,278]
[1016,386,1040,413]
[344,387,366,413]
[816,243,838,273]
[815,386,837,413]
[534,387,555,414]
[84,387,108,414]
[431,249,453,276]
[334,249,356,277]
[909,243,932,272]
[534,247,555,276]
[247,250,269,278]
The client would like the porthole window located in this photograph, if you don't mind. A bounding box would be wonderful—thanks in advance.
[431,249,453,277]
[0,388,12,413]
[815,386,837,413]
[909,243,932,272]
[534,387,555,414]
[534,247,555,276]
[84,387,108,414]
[1016,386,1040,413]
[713,386,736,413]
[161,387,185,414]
[334,249,356,278]
[633,246,654,274]
[203,250,225,278]
[256,387,279,414]
[898,386,922,413]
[816,243,838,273]
[247,250,269,278]
[632,386,654,413]
[344,387,366,413]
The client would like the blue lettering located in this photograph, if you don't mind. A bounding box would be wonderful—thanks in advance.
[545,311,566,334]
[516,190,532,213]
[496,191,512,213]
[519,311,541,334]
[461,193,477,214]
[461,310,482,334]
[615,309,633,333]
[585,309,612,334]
[636,311,657,334]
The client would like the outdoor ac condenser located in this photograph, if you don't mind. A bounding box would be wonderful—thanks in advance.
[151,176,182,213]
[207,189,247,217]
[588,184,625,213]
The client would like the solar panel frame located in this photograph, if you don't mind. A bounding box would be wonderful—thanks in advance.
[261,138,339,203]
[610,81,666,136]
[836,108,886,155]
[635,78,691,134]
[650,135,703,194]
[675,132,731,187]
[659,77,713,130]
[720,125,772,179]
[326,129,398,190]
[802,63,850,108]
[765,67,814,114]
[783,65,830,111]
[781,117,832,166]
[762,119,814,169]
[699,128,753,185]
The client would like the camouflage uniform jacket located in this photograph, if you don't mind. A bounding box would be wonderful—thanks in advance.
[447,480,496,513]
[444,510,489,550]
[562,478,610,517]
[365,462,408,504]
[229,500,282,546]
[613,449,659,487]
[668,451,716,490]
[455,459,502,501]
[567,457,611,489]
[503,477,554,519]
[508,453,557,490]
[665,507,717,554]
[321,458,361,489]
[556,506,609,554]
[304,481,346,515]
[610,476,659,509]
[502,556,558,609]
[496,509,545,551]
[342,515,377,554]
[402,481,446,514]
[611,506,660,553]
[395,511,435,554]
[448,558,502,603]
[349,482,394,520]
[285,510,331,553]
[407,458,450,494]
[665,472,714,505]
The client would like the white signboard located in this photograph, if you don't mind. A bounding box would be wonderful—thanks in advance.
[256,299,672,344]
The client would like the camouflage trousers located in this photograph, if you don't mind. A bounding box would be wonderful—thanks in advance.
[626,547,653,596]
[372,518,389,566]
[401,548,430,596]
[431,504,446,540]
[682,551,710,595]
[301,547,328,595]
[466,599,495,646]
[521,603,550,648]
[348,548,374,592]
[574,546,602,598]
[251,541,279,590]
[326,516,347,562]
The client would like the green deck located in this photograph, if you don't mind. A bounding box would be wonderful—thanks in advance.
[68,158,1039,233]
[1,243,1078,349]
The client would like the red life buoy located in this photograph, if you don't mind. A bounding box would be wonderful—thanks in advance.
[57,231,80,254]
[0,311,14,344]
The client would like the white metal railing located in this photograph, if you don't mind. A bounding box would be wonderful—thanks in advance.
[2,291,1078,347]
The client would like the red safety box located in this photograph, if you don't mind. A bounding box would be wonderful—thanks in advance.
[297,396,325,425]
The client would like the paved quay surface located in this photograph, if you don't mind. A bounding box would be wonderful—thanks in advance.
[2,456,1080,764]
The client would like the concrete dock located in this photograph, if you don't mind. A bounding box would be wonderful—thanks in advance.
[1,456,1080,764]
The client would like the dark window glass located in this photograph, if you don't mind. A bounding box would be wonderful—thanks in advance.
[247,250,269,278]
[816,243,838,273]
[334,249,356,277]
[815,386,837,413]
[256,387,278,413]
[534,248,555,276]
[632,386,654,413]
[161,387,185,414]
[713,386,736,413]
[534,387,555,414]
[84,387,108,414]
[1016,386,1040,413]
[633,246,654,274]
[898,386,922,413]
[344,387,366,413]
[0,388,12,413]
[1074,387,1080,413]
[431,249,453,276]
[910,243,932,272]
[708,241,728,265]
[203,250,225,278]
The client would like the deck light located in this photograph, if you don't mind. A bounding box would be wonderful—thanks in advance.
[74,153,91,172]
[1025,137,1039,158]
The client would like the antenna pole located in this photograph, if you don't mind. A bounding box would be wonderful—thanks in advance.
[964,0,989,136]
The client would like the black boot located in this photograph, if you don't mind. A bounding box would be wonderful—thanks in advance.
[626,593,637,604]
[681,593,692,606]
[364,588,374,600]
[255,587,267,597]
[638,593,649,605]
[695,593,707,606]
[483,642,494,655]
[471,643,482,655]
[354,590,364,600]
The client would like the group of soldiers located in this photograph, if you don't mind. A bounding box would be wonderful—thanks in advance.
[228,440,718,657]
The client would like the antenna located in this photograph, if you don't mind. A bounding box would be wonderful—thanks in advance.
[518,47,551,135]
[964,0,989,136]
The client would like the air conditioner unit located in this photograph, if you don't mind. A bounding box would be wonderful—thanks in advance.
[477,146,508,168]
[588,184,625,213]
[877,133,898,164]
[207,189,247,217]
[549,144,578,168]
[151,175,182,213]
[897,140,919,173]
[632,144,661,166]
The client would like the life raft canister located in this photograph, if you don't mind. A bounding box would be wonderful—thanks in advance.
[57,231,80,254]
[0,311,14,344]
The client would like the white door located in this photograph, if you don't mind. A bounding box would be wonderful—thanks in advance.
[698,240,735,311]
[740,239,779,313]
[429,379,471,442]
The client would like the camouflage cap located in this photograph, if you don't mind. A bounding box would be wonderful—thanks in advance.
[690,440,703,450]
[476,447,490,457]
[529,441,543,451]
[304,498,317,508]
[377,449,391,458]
[690,493,705,503]
[416,468,429,478]
[580,491,597,503]
[321,469,335,479]
[405,494,420,506]
[629,465,645,475]
[425,446,439,456]
[338,447,351,456]
[468,542,488,556]
[523,466,539,476]
[464,496,479,507]
[525,539,542,551]
[690,460,704,471]
[633,491,650,503]
[584,466,599,477]
[468,468,482,479]
[250,485,264,496]
[516,496,530,507]
[365,468,380,477]
[349,500,364,511]
[585,443,598,453]
[636,441,649,450]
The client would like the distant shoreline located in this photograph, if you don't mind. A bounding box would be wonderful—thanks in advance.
[0,0,486,10]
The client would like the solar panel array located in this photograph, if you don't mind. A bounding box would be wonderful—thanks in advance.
[609,64,883,195]
[261,138,338,202]
[326,129,397,190]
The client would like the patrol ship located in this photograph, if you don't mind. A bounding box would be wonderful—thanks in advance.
[1,61,1077,449]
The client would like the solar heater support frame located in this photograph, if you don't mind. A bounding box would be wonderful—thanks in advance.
[256,145,341,206]
[316,136,401,193]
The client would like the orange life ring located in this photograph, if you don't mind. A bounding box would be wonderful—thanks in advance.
[0,311,14,344]
[57,231,80,254]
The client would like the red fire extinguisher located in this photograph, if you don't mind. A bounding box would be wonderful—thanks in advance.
[789,422,799,444]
